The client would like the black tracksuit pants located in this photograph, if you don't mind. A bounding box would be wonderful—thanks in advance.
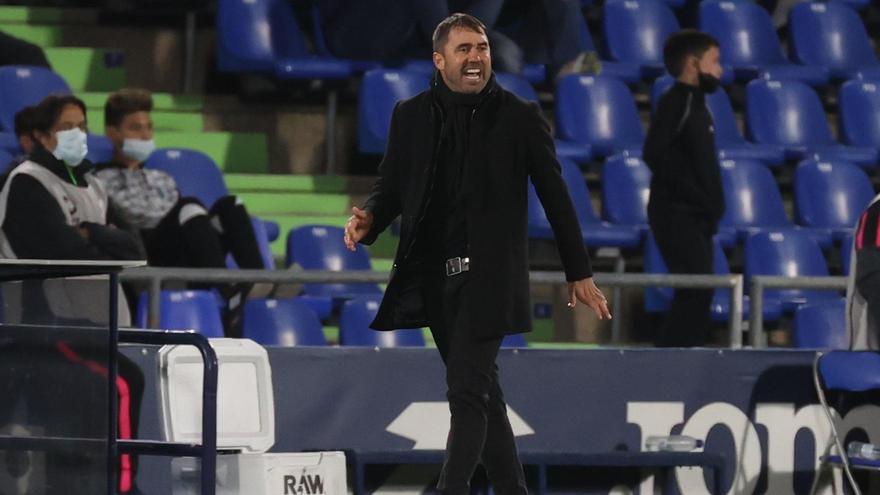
[423,267,528,494]
[649,209,715,347]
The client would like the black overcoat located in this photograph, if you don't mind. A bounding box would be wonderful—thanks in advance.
[362,75,593,338]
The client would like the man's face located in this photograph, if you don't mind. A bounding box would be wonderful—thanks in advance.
[36,104,86,152]
[433,27,492,94]
[696,46,723,80]
[107,110,153,151]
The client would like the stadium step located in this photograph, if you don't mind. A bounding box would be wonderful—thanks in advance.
[225,173,347,194]
[80,92,205,113]
[87,110,205,134]
[156,131,269,173]
[44,47,125,92]
[0,24,63,46]
[237,192,349,216]
[0,6,98,24]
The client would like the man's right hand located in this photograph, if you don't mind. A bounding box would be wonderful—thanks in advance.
[344,207,374,251]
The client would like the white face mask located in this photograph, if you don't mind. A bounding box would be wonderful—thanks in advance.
[122,138,156,163]
[52,128,89,167]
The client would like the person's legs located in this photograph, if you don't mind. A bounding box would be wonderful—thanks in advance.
[650,214,715,347]
[209,195,265,270]
[434,274,524,494]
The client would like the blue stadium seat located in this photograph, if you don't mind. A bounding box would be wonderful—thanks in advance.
[0,66,70,131]
[243,298,327,346]
[358,69,430,154]
[339,298,424,347]
[651,75,785,166]
[829,0,870,10]
[307,3,382,73]
[555,75,644,158]
[744,230,839,312]
[216,0,353,80]
[839,79,880,154]
[494,72,592,163]
[0,132,18,155]
[400,58,547,85]
[601,154,650,233]
[145,148,229,208]
[794,159,872,242]
[718,159,832,248]
[528,157,642,248]
[793,298,848,349]
[643,232,783,320]
[790,2,880,81]
[745,79,878,167]
[0,149,14,174]
[286,225,383,300]
[603,0,680,79]
[135,290,224,337]
[85,134,114,164]
[699,1,829,85]
[841,231,854,276]
[501,333,528,348]
[572,11,641,83]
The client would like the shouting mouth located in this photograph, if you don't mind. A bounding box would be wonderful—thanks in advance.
[463,67,482,81]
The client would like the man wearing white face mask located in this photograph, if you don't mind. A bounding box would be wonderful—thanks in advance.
[93,88,265,337]
[0,94,143,261]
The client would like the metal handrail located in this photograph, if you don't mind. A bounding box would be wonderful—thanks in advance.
[748,275,848,348]
[120,268,745,348]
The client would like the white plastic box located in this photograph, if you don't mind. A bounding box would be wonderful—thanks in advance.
[158,339,347,495]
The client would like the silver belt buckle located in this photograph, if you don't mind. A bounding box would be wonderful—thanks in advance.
[445,256,470,277]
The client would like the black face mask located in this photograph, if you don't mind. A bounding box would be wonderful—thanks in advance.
[698,72,721,94]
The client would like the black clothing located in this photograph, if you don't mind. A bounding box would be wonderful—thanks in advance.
[644,82,724,224]
[644,81,724,347]
[424,271,527,494]
[363,71,591,494]
[3,147,143,260]
[0,30,50,68]
[363,72,592,338]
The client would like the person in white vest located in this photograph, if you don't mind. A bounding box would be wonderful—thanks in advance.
[847,193,880,349]
[0,94,143,261]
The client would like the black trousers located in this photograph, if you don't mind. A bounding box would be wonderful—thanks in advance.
[649,209,715,347]
[424,269,527,494]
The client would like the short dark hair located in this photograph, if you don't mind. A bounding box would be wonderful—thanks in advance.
[663,29,720,77]
[105,88,153,128]
[13,106,37,139]
[432,13,487,53]
[32,94,87,135]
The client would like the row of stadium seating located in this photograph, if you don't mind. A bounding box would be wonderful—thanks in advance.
[216,0,879,86]
[361,69,880,170]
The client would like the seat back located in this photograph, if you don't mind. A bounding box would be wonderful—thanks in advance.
[818,351,880,392]
[0,66,70,131]
[839,79,880,148]
[358,69,430,154]
[603,0,680,66]
[85,134,114,164]
[746,79,834,147]
[699,1,789,67]
[719,159,791,229]
[793,298,848,349]
[744,230,832,306]
[555,75,644,152]
[842,231,854,276]
[145,148,229,208]
[501,333,528,348]
[286,225,380,298]
[216,0,310,71]
[529,157,598,228]
[495,72,539,103]
[790,2,877,72]
[602,154,651,227]
[650,74,742,143]
[136,290,224,338]
[794,159,874,230]
[339,298,424,347]
[243,298,326,346]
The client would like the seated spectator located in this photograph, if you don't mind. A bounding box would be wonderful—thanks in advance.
[93,88,265,337]
[0,94,143,261]
[848,192,880,349]
[8,105,37,170]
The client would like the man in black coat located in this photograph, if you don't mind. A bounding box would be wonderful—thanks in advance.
[344,13,611,494]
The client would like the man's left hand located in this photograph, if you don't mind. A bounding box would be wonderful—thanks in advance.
[567,277,612,320]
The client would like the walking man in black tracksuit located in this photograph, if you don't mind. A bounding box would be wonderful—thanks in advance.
[643,30,725,347]
[344,13,612,494]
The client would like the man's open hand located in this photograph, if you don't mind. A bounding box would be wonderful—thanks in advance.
[343,207,373,251]
[567,277,612,320]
